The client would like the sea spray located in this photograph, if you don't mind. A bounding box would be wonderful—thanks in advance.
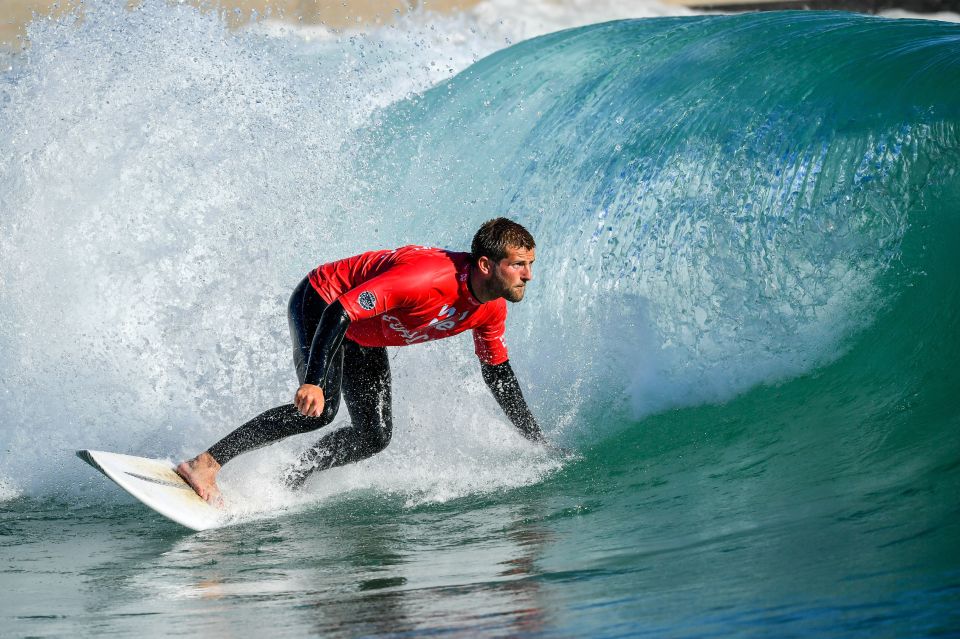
[0,2,560,502]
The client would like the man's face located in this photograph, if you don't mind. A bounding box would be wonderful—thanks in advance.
[489,246,535,303]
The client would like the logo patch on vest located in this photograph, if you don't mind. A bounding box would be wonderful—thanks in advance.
[358,291,377,311]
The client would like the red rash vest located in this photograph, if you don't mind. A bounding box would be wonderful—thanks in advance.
[307,246,509,365]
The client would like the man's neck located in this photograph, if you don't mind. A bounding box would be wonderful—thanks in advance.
[467,263,492,304]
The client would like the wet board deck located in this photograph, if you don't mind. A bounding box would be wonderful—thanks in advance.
[77,449,222,531]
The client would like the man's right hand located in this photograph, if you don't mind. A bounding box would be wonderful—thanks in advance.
[295,383,325,417]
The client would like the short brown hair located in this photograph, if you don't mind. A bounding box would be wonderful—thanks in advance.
[471,218,535,264]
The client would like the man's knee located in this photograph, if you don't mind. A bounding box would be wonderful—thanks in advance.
[320,398,340,424]
[284,401,339,435]
[360,423,392,456]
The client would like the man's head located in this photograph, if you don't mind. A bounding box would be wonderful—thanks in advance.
[470,218,536,303]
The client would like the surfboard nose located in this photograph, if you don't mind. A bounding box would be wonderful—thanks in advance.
[76,449,101,471]
[75,449,222,531]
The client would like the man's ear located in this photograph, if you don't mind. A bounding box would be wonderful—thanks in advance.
[476,255,493,276]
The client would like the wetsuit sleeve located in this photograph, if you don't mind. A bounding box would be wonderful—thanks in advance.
[472,302,509,365]
[303,300,351,388]
[481,360,544,443]
[336,265,434,322]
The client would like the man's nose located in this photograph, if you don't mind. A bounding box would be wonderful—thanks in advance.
[522,265,533,281]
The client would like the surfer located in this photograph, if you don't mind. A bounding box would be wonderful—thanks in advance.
[176,218,544,504]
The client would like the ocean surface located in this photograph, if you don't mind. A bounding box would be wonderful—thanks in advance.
[2,2,959,637]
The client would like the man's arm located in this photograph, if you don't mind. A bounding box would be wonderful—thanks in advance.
[296,300,351,417]
[480,360,544,443]
[305,300,351,386]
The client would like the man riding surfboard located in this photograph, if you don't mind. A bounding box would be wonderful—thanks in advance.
[177,218,544,504]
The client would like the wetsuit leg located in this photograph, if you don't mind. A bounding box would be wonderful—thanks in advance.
[206,278,343,466]
[284,340,393,489]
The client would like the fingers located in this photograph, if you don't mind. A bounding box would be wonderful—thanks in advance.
[295,390,309,415]
[295,388,306,413]
[310,394,325,417]
[304,395,323,417]
[294,385,325,417]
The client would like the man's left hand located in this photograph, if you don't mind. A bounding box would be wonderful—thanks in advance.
[295,383,325,417]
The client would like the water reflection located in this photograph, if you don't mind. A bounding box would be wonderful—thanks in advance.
[77,496,563,635]
[297,503,553,635]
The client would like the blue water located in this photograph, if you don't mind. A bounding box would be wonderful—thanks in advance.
[1,4,959,637]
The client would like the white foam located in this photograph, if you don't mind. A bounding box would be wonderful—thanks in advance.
[0,475,21,502]
[215,344,565,519]
[880,9,960,22]
[467,0,695,42]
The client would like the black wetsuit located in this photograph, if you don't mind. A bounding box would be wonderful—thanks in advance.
[206,277,541,489]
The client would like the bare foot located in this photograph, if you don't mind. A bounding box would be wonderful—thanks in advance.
[176,452,224,507]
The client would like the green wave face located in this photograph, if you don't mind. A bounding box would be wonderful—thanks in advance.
[355,12,960,626]
[364,11,960,444]
[365,14,960,410]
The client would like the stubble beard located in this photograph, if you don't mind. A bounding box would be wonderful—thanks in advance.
[504,284,525,303]
[491,271,525,303]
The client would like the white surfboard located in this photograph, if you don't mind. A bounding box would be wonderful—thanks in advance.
[77,449,223,531]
